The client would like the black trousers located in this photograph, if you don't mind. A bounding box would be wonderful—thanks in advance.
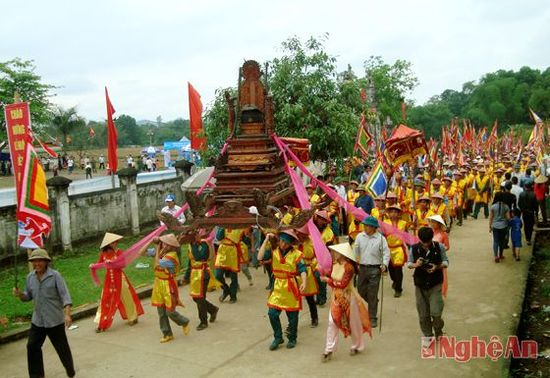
[538,199,547,223]
[304,295,318,322]
[522,211,535,242]
[27,323,74,378]
[193,297,218,325]
[388,265,403,293]
[214,269,238,300]
[357,265,382,322]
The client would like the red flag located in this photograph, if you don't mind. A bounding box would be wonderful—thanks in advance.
[105,87,118,174]
[4,103,31,202]
[17,143,51,248]
[486,119,498,147]
[34,136,58,158]
[188,82,206,150]
[4,102,51,248]
[354,113,373,158]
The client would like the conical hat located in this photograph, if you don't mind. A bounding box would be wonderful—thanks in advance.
[535,175,548,184]
[295,224,309,235]
[160,233,180,248]
[100,233,123,249]
[329,243,356,262]
[315,210,331,222]
[427,214,446,227]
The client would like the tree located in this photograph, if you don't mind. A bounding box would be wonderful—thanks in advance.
[202,88,232,164]
[0,59,55,139]
[407,101,452,139]
[155,118,190,143]
[363,56,418,124]
[50,106,85,148]
[269,35,357,161]
[410,65,550,135]
[114,114,145,146]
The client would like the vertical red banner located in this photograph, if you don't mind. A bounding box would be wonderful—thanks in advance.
[105,87,118,174]
[4,102,31,203]
[188,82,206,150]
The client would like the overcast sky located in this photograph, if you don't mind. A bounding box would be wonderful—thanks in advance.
[2,0,548,122]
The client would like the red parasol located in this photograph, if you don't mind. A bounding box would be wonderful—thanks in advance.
[384,124,428,166]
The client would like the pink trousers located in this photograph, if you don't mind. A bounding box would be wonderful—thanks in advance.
[324,296,365,353]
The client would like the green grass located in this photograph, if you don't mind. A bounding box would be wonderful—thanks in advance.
[0,233,189,334]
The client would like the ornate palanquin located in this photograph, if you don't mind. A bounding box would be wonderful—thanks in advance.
[173,60,305,233]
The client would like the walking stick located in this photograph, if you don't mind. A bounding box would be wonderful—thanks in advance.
[379,270,384,334]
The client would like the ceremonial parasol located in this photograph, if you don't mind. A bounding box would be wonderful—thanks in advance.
[384,124,428,167]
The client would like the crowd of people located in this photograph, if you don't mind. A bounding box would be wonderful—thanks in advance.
[12,147,549,376]
[38,153,102,179]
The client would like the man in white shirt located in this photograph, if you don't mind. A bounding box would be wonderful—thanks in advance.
[67,158,74,174]
[510,176,523,208]
[334,178,348,235]
[160,194,186,224]
[353,216,390,328]
[146,157,154,172]
[98,154,105,170]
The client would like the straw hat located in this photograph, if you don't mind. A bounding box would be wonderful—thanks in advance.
[350,180,359,186]
[431,178,442,185]
[442,176,453,182]
[160,233,180,248]
[535,175,549,184]
[100,232,123,249]
[386,192,398,199]
[427,214,447,228]
[329,243,356,262]
[375,195,386,201]
[386,204,402,212]
[28,248,51,261]
[431,193,443,200]
[418,195,431,202]
[295,224,309,235]
[279,229,299,244]
[357,184,366,192]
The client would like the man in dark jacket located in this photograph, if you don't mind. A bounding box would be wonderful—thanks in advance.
[408,227,449,348]
[518,182,538,245]
[354,185,375,215]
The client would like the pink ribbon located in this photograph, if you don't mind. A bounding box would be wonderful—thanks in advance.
[272,135,418,246]
[272,136,332,274]
[89,142,227,286]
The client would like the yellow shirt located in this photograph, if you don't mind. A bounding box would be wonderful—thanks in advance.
[268,247,304,311]
[215,228,245,272]
[298,238,319,297]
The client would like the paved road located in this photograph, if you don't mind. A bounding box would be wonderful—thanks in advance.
[0,217,530,377]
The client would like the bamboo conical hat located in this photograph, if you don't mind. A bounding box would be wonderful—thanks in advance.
[328,243,356,262]
[427,214,446,227]
[100,233,123,249]
[160,233,180,248]
[535,175,548,184]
